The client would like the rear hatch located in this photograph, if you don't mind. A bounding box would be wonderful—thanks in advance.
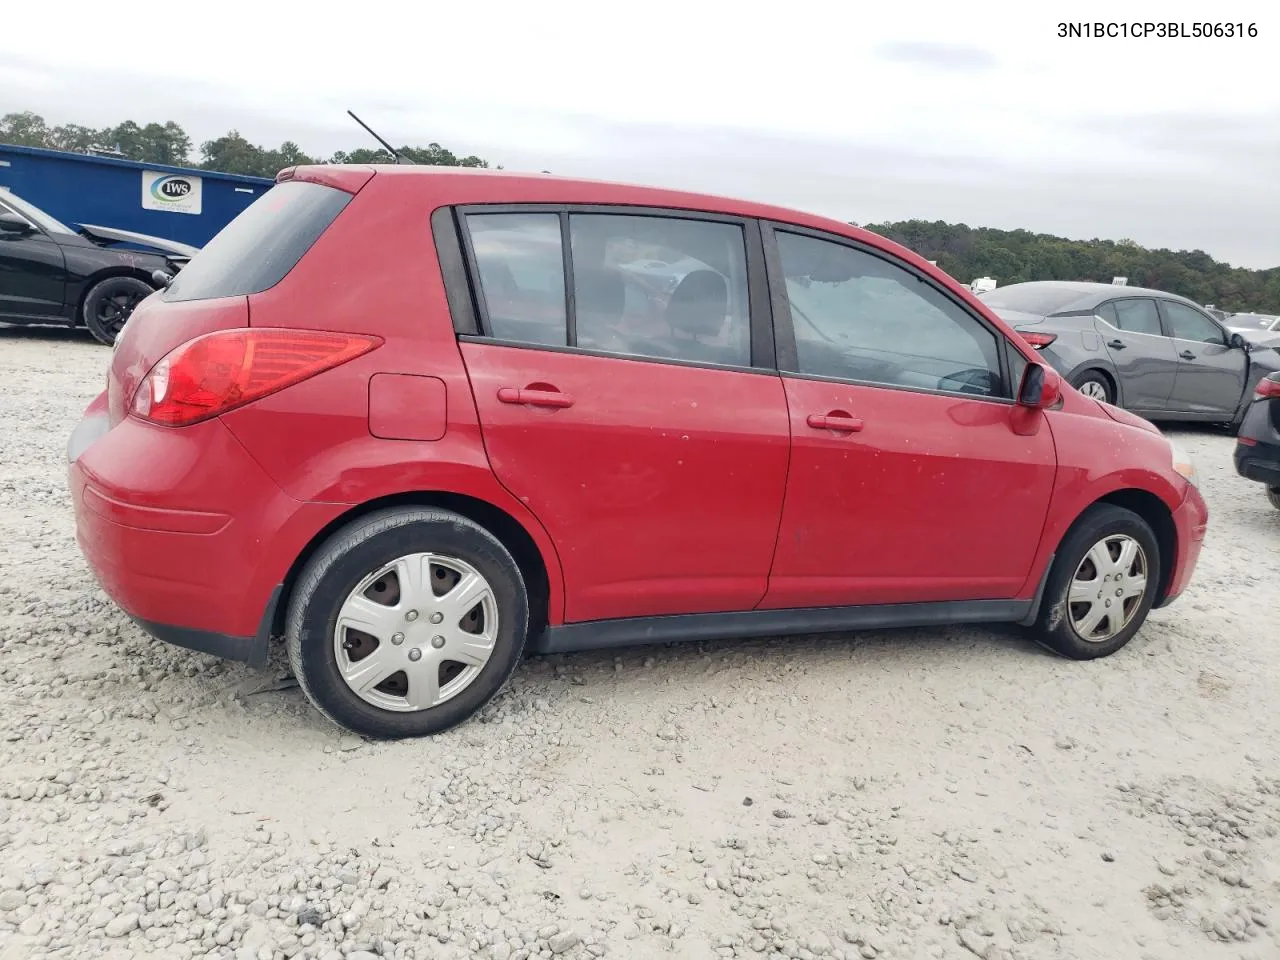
[107,177,360,426]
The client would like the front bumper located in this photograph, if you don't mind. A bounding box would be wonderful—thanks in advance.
[1154,482,1209,608]
[67,393,344,666]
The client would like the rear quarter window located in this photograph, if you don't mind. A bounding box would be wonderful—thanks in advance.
[162,181,351,302]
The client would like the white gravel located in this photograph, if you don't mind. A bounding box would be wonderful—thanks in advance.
[2,325,1279,960]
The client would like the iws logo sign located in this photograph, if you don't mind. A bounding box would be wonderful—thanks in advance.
[141,170,203,215]
[151,176,193,202]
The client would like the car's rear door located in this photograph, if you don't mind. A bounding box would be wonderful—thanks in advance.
[758,222,1057,609]
[1094,298,1178,410]
[1159,299,1249,416]
[447,205,790,624]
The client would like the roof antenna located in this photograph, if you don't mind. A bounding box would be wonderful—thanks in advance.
[347,109,416,165]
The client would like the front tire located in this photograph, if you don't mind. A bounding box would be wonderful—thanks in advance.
[286,508,529,739]
[1071,370,1114,405]
[1030,504,1160,660]
[1268,487,1280,510]
[82,276,155,345]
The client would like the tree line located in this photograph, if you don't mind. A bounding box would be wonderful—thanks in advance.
[863,219,1280,315]
[0,111,490,179]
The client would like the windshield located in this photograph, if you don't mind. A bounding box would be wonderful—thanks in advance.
[979,284,1094,315]
[0,191,77,236]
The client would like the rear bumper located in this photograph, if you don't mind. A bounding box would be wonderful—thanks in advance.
[1235,441,1280,487]
[1155,482,1209,608]
[67,393,345,665]
[1233,398,1280,487]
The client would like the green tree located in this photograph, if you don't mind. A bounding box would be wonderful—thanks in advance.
[864,219,1280,314]
[0,111,51,147]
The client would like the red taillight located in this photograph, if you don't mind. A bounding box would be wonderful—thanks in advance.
[1017,330,1058,349]
[1238,436,1258,447]
[1255,377,1280,400]
[131,328,382,427]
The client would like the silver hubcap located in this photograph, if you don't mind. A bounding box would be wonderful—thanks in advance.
[333,553,498,712]
[1068,534,1148,642]
[1079,380,1108,401]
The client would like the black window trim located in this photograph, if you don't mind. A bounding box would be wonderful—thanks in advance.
[1154,297,1228,345]
[761,220,1018,405]
[440,201,777,376]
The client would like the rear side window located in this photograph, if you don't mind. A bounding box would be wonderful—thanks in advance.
[1109,298,1162,335]
[162,181,351,302]
[462,209,752,367]
[465,213,567,346]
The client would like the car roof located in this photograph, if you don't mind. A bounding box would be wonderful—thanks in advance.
[991,279,1207,309]
[289,163,902,259]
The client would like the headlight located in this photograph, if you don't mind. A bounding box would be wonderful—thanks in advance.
[1169,439,1199,487]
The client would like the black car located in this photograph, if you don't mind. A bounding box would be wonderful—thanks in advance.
[1234,371,1280,510]
[0,189,197,345]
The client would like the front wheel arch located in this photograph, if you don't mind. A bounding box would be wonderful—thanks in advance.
[1041,488,1176,610]
[74,267,158,325]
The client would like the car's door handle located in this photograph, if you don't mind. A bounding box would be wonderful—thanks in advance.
[1107,339,1126,349]
[1179,350,1196,360]
[806,412,864,433]
[497,386,575,409]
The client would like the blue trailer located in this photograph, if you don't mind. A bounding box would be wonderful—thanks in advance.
[0,144,274,249]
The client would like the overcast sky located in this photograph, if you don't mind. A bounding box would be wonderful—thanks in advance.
[2,1,1277,268]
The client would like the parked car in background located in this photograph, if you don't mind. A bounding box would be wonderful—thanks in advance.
[979,280,1280,427]
[1225,312,1280,335]
[69,166,1208,739]
[0,189,197,344]
[1234,371,1280,510]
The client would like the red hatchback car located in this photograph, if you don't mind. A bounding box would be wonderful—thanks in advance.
[68,165,1209,739]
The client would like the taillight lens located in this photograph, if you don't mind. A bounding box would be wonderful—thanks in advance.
[131,328,381,427]
[1255,376,1280,401]
[1017,330,1058,349]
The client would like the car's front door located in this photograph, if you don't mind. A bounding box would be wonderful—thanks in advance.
[452,206,791,623]
[1095,298,1179,410]
[1158,299,1249,416]
[0,201,68,319]
[758,224,1057,609]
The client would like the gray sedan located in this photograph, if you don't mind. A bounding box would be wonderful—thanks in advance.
[979,281,1280,426]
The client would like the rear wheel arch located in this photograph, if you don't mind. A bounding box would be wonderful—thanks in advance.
[271,491,556,647]
[1068,366,1120,405]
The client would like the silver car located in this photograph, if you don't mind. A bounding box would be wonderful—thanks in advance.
[979,281,1280,427]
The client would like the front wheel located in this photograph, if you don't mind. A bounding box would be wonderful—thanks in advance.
[286,508,529,739]
[82,276,156,345]
[1030,504,1160,660]
[1268,487,1280,510]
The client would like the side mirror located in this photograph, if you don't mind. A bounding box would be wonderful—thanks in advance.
[1017,362,1062,408]
[0,212,33,234]
[1229,331,1248,351]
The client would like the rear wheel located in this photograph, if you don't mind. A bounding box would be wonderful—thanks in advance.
[286,508,529,739]
[1071,370,1114,404]
[1030,504,1160,660]
[1268,487,1280,510]
[82,276,154,345]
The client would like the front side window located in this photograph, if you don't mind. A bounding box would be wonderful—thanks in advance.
[775,230,1003,397]
[1162,301,1225,344]
[1107,298,1162,335]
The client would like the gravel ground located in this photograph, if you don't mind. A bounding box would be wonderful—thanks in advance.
[2,325,1279,960]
